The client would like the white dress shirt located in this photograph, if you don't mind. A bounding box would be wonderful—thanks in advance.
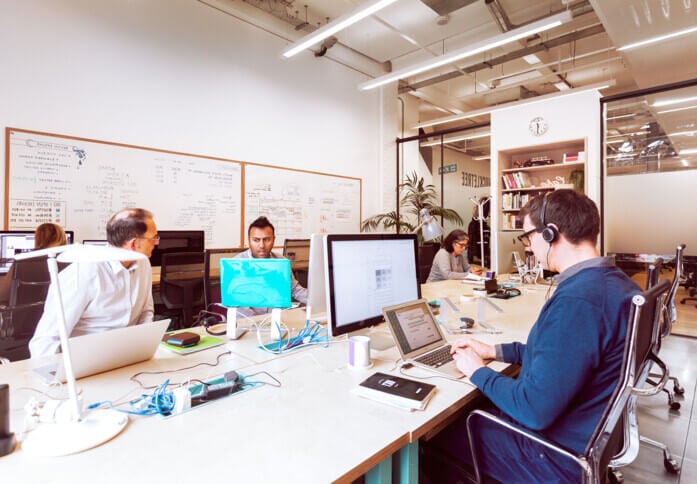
[29,259,154,357]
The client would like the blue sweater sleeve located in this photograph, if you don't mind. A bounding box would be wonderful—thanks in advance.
[470,295,604,431]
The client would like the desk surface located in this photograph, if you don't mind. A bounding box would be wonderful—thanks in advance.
[0,279,547,483]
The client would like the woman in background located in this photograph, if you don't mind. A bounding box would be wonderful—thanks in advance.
[426,229,482,283]
[34,223,67,249]
[0,223,67,304]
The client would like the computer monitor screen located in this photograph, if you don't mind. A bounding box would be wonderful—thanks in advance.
[324,233,420,338]
[0,230,75,261]
[219,258,292,309]
[149,230,204,267]
[305,234,327,320]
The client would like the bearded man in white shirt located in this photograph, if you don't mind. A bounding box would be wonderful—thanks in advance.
[29,208,159,357]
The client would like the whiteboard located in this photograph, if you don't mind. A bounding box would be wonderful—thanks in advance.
[6,128,243,247]
[244,164,361,246]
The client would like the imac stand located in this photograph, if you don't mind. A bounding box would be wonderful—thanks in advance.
[226,308,247,340]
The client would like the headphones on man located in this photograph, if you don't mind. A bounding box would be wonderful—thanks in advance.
[197,309,227,336]
[539,192,559,244]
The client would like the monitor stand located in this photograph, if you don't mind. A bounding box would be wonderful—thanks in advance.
[354,327,395,351]
[225,308,248,340]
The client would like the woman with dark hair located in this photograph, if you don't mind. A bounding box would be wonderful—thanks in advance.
[426,229,482,283]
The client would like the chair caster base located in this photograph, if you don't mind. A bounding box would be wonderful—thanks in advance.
[664,456,680,474]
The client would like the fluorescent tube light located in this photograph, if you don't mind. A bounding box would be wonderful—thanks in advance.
[653,95,697,107]
[657,104,697,115]
[554,81,571,91]
[669,130,697,136]
[679,148,697,155]
[282,0,398,58]
[473,155,491,160]
[413,80,614,129]
[358,10,572,90]
[617,25,697,51]
[681,159,689,166]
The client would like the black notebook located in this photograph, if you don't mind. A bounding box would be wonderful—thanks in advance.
[354,372,437,411]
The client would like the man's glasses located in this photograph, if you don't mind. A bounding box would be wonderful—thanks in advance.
[517,228,539,247]
[138,235,160,242]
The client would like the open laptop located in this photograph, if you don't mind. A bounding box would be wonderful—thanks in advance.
[35,319,171,383]
[383,299,464,380]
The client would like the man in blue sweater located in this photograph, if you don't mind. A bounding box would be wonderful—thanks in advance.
[434,189,640,481]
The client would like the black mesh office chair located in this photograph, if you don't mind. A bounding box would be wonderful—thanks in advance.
[159,252,205,329]
[203,248,245,309]
[679,255,697,307]
[0,257,52,361]
[418,242,440,284]
[465,279,671,483]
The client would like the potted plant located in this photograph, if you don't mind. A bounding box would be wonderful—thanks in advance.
[361,171,464,238]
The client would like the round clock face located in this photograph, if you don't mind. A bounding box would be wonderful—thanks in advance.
[529,116,548,136]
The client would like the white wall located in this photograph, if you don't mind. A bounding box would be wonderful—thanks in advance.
[490,89,602,272]
[0,0,390,230]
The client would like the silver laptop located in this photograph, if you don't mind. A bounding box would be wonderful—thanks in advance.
[36,319,171,382]
[383,299,464,380]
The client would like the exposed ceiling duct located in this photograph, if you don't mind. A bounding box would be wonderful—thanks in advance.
[419,0,480,16]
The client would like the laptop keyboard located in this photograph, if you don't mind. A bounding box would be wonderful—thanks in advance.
[415,345,454,367]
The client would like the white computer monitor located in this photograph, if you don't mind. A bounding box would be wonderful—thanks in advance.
[305,233,327,321]
[324,233,420,347]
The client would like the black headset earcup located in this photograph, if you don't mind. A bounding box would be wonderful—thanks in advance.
[541,225,558,244]
[204,315,223,327]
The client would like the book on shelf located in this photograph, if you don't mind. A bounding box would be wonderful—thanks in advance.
[563,151,585,163]
[354,372,437,411]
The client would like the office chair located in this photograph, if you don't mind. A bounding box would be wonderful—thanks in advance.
[465,279,672,483]
[0,257,53,361]
[283,239,310,288]
[680,256,697,307]
[418,242,440,284]
[644,245,686,410]
[203,248,245,309]
[159,252,205,329]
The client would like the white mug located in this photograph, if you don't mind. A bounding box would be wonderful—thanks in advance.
[348,335,371,368]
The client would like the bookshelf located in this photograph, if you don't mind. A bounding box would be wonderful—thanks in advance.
[498,139,586,232]
[495,139,587,274]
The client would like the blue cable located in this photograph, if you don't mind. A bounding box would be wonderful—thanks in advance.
[88,379,176,416]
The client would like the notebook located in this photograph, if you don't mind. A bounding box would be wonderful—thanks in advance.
[35,318,171,383]
[382,299,464,380]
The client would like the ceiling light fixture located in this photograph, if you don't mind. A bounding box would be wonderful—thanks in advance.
[473,155,491,160]
[653,95,697,107]
[617,24,697,51]
[522,54,542,64]
[420,131,491,147]
[669,130,697,136]
[413,79,615,129]
[554,81,571,91]
[282,0,398,58]
[657,104,697,115]
[679,148,697,155]
[358,10,572,90]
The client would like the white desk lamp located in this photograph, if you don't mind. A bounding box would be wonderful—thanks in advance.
[417,208,443,242]
[16,243,147,456]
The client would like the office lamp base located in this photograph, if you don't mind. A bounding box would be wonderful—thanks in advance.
[22,409,128,456]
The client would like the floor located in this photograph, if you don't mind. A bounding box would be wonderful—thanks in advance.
[621,332,697,483]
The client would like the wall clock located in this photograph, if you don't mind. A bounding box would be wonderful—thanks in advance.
[529,116,548,136]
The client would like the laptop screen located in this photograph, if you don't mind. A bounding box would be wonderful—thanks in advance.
[384,300,444,354]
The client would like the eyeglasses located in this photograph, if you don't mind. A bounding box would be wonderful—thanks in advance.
[138,235,160,242]
[454,241,468,248]
[517,228,539,247]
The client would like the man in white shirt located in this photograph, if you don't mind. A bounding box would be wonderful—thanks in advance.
[29,208,159,357]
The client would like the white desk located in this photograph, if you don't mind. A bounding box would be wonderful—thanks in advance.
[0,280,548,483]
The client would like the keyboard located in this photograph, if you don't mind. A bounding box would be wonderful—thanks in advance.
[415,345,454,367]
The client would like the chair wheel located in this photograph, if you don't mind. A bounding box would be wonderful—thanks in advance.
[608,468,624,483]
[670,401,681,411]
[674,383,685,395]
[664,457,680,474]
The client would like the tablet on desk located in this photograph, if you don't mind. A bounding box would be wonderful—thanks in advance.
[34,319,171,383]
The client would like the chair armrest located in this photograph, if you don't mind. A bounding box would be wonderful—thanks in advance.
[634,353,670,397]
[466,410,588,482]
